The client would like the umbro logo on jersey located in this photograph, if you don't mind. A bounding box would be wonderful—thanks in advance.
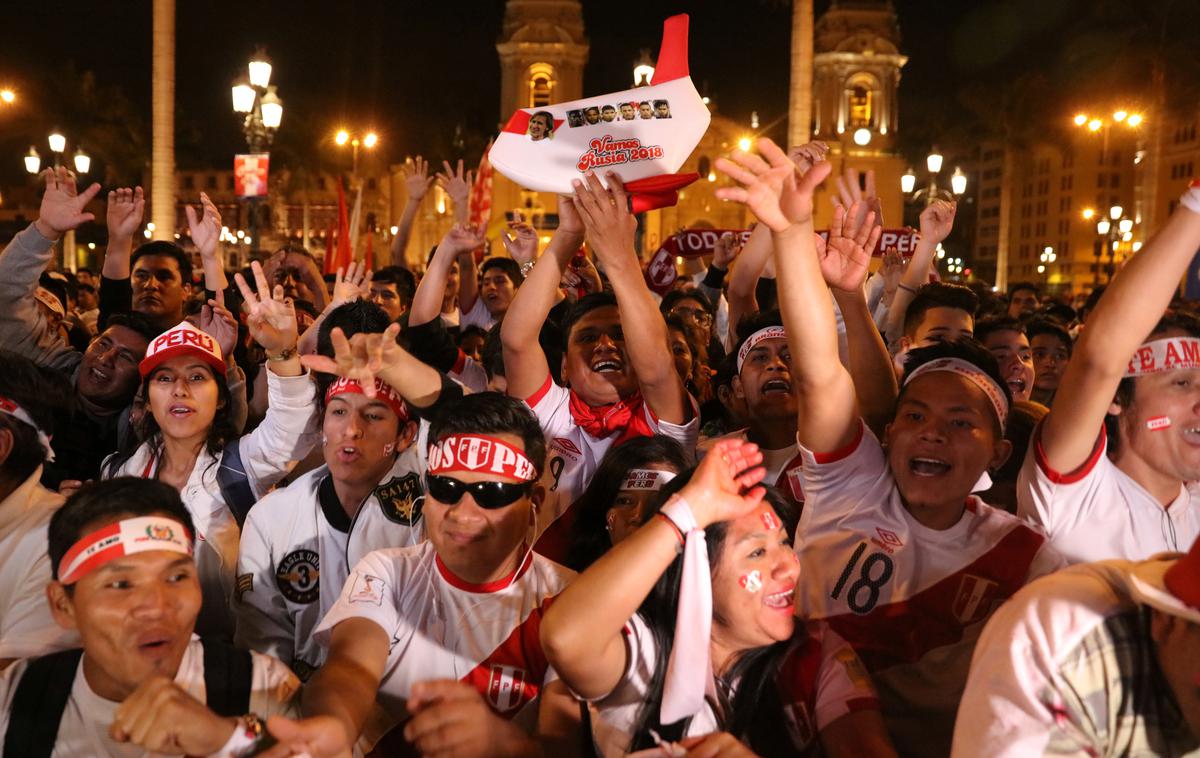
[376,473,424,526]
[276,549,319,604]
[488,664,532,713]
[871,527,904,554]
[552,437,582,458]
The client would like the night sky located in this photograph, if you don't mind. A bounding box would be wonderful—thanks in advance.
[0,0,1192,188]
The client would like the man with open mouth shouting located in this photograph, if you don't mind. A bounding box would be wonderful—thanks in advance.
[715,136,1065,756]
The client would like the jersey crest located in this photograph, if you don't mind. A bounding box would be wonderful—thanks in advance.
[376,473,424,526]
[951,574,1000,625]
[487,664,533,713]
[275,549,320,604]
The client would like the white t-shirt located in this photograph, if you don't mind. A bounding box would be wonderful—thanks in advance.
[459,298,497,331]
[795,421,1066,756]
[702,429,804,503]
[524,374,700,539]
[0,469,78,660]
[315,542,575,747]
[0,638,299,757]
[1017,425,1200,562]
[952,560,1200,757]
[590,615,879,758]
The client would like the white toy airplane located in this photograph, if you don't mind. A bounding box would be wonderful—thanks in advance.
[488,14,709,213]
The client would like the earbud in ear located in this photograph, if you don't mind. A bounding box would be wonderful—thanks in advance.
[383,443,395,455]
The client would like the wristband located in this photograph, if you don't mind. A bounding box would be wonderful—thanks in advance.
[702,264,727,289]
[897,283,917,295]
[656,512,685,549]
[266,345,297,362]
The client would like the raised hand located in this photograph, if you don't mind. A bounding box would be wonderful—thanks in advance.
[880,246,906,298]
[832,166,884,231]
[556,194,585,236]
[192,298,239,360]
[300,322,404,395]
[331,260,372,304]
[919,199,957,245]
[436,159,473,208]
[560,250,602,299]
[234,260,298,355]
[438,223,487,257]
[788,140,830,176]
[712,231,743,269]
[499,221,538,265]
[402,156,435,202]
[571,171,637,262]
[37,167,101,240]
[105,186,146,243]
[816,201,882,293]
[184,192,222,260]
[678,438,767,529]
[715,137,831,232]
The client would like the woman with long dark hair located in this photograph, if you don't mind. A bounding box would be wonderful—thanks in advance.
[104,263,318,638]
[567,435,691,572]
[542,439,896,757]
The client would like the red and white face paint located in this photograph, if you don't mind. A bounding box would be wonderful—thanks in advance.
[427,434,538,482]
[760,510,780,532]
[738,569,763,593]
[1147,416,1173,431]
[58,516,193,585]
[325,377,409,423]
[620,468,676,492]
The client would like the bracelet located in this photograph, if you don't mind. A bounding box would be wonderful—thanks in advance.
[213,713,275,757]
[897,283,918,295]
[519,260,536,277]
[266,346,297,362]
[656,513,685,550]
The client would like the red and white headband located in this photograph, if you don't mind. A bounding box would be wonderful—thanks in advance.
[904,357,1009,429]
[620,468,676,492]
[428,434,538,482]
[0,396,54,462]
[325,377,409,422]
[58,516,193,585]
[34,287,65,317]
[1124,337,1200,377]
[736,325,787,373]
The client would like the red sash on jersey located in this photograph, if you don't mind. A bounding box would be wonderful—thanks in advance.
[567,389,655,441]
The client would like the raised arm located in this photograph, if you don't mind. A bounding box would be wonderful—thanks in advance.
[389,157,434,269]
[501,197,585,400]
[572,172,689,423]
[717,138,861,453]
[410,224,487,327]
[101,185,144,281]
[437,159,473,227]
[1041,194,1200,471]
[884,200,954,347]
[541,438,767,699]
[185,192,227,294]
[725,222,771,343]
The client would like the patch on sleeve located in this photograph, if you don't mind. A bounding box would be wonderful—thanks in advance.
[235,573,253,603]
[349,572,386,606]
[835,647,871,690]
[375,473,424,526]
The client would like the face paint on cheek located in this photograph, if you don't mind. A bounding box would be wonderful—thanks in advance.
[738,570,762,594]
[1147,416,1173,431]
[760,511,780,531]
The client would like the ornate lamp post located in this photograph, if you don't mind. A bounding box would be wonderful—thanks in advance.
[902,147,967,207]
[231,49,283,251]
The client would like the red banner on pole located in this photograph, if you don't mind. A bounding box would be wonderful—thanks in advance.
[234,154,270,197]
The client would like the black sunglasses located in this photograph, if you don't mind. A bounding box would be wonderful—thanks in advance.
[425,474,532,509]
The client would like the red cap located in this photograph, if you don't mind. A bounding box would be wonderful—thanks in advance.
[139,321,226,378]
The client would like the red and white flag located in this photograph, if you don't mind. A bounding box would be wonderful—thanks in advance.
[234,154,270,198]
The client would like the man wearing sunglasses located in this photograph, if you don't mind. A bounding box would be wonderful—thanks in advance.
[261,393,581,758]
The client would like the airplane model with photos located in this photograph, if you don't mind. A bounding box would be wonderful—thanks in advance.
[488,14,709,213]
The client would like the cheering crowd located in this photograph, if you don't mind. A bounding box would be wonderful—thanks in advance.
[0,135,1197,758]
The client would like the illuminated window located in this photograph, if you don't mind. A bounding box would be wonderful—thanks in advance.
[844,74,879,129]
[527,63,556,108]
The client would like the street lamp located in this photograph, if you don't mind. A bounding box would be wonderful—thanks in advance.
[332,129,380,178]
[1038,246,1056,277]
[23,147,40,175]
[902,146,965,207]
[231,49,284,251]
[1093,206,1137,285]
[72,147,90,175]
[1073,109,1144,164]
[633,55,655,87]
[0,89,14,104]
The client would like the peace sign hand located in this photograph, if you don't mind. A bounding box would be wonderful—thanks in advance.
[300,323,404,396]
[234,260,298,355]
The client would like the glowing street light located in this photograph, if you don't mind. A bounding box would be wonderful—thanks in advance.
[1082,208,1095,220]
[72,147,90,175]
[1127,113,1144,127]
[335,130,350,146]
[1109,205,1123,220]
[737,136,753,152]
[48,132,66,155]
[903,149,963,206]
[1113,110,1128,122]
[1087,119,1103,132]
[852,128,871,146]
[23,146,40,175]
[363,132,379,149]
[1096,218,1111,235]
[0,89,14,105]
[901,168,916,194]
[950,167,967,196]
[633,62,655,87]
[926,148,944,174]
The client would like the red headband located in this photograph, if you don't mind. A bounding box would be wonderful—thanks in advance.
[58,517,193,585]
[324,377,409,422]
[428,434,537,482]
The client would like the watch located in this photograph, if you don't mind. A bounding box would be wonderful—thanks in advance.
[520,260,536,277]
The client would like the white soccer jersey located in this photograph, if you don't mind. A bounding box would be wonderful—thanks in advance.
[235,435,428,679]
[315,542,575,747]
[448,349,489,394]
[524,374,699,550]
[1017,425,1200,563]
[0,638,298,757]
[459,298,497,331]
[590,616,878,758]
[0,469,78,660]
[794,421,1065,757]
[700,429,804,503]
[953,560,1200,757]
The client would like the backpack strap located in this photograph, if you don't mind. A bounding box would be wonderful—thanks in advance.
[3,649,84,758]
[201,638,253,717]
[217,438,257,528]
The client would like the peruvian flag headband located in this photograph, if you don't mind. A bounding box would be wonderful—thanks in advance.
[1124,337,1200,377]
[324,377,409,422]
[0,395,54,462]
[427,434,538,482]
[58,516,193,585]
[620,468,676,492]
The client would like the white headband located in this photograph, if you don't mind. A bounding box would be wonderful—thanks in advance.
[0,396,54,462]
[903,357,1009,429]
[1124,337,1200,377]
[736,325,787,373]
[620,468,676,492]
[58,516,193,585]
